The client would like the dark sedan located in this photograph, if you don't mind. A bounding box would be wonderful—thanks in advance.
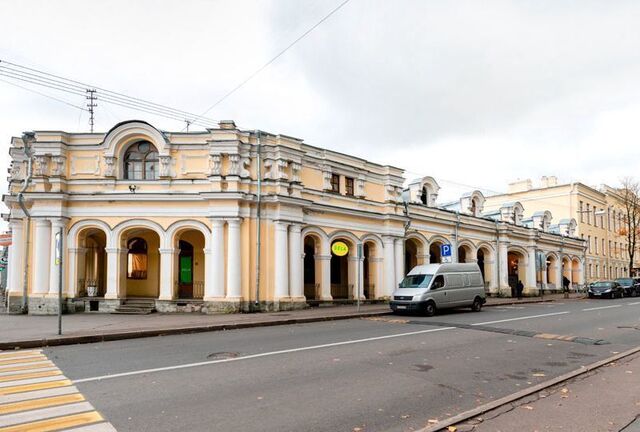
[615,277,639,297]
[588,281,624,299]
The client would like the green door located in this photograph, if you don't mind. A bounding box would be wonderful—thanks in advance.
[180,256,193,284]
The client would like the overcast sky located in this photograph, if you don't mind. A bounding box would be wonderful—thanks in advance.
[2,0,640,231]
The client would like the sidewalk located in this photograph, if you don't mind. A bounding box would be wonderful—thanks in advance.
[0,293,584,349]
[451,350,640,432]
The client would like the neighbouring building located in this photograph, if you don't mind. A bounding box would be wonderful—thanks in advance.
[484,176,639,284]
[2,121,585,314]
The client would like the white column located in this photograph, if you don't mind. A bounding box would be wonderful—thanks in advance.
[203,248,212,299]
[526,247,537,293]
[317,255,332,300]
[288,224,303,299]
[274,222,289,299]
[6,220,24,295]
[498,242,509,291]
[205,219,225,300]
[158,248,176,300]
[394,238,405,284]
[32,219,51,294]
[48,219,65,296]
[383,236,396,297]
[104,247,122,299]
[226,219,242,299]
[555,261,562,291]
[373,257,385,299]
[541,263,548,289]
[348,255,358,299]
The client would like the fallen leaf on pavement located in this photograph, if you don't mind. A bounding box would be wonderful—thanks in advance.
[523,406,534,410]
[427,419,438,424]
[626,371,633,374]
[532,373,546,377]
[561,388,569,394]
[401,415,410,419]
[447,427,457,432]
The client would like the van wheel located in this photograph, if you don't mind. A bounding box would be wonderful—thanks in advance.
[471,297,483,312]
[424,301,436,317]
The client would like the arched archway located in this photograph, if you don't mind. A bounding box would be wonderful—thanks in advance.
[173,230,205,299]
[571,258,581,290]
[330,237,356,299]
[457,241,475,263]
[119,226,162,298]
[476,245,494,290]
[546,253,559,289]
[75,227,108,298]
[507,249,527,297]
[303,234,321,300]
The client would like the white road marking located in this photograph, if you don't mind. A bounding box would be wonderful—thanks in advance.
[473,311,570,326]
[627,302,640,306]
[72,303,632,384]
[582,305,622,311]
[73,326,456,383]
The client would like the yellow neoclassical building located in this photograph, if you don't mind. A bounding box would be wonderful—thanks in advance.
[484,177,639,284]
[3,120,585,314]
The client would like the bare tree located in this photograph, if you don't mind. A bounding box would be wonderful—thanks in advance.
[619,177,640,277]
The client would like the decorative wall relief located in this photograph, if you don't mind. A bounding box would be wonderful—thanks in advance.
[51,156,66,176]
[208,154,221,176]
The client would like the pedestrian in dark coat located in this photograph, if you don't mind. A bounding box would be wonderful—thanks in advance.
[562,276,570,298]
[516,280,524,300]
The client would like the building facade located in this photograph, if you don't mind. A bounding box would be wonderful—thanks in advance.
[484,177,638,284]
[3,121,585,314]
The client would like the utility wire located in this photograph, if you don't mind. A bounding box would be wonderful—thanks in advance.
[185,0,353,128]
[0,77,88,112]
[0,59,219,128]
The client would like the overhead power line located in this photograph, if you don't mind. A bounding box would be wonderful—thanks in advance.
[0,59,220,130]
[185,0,353,129]
[0,77,88,112]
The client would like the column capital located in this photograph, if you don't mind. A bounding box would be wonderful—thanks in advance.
[210,219,226,228]
[158,248,177,255]
[105,247,127,254]
[315,254,332,261]
[9,219,23,230]
[226,218,243,227]
[35,218,51,228]
[274,221,289,231]
[289,224,302,234]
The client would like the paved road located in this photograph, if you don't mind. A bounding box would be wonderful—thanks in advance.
[43,298,640,432]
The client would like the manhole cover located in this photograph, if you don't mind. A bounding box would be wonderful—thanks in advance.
[207,351,240,360]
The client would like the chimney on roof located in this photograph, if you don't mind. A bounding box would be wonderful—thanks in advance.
[540,176,558,188]
[218,120,236,130]
[508,179,532,193]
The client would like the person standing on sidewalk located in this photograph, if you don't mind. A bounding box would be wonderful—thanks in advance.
[516,280,524,300]
[562,276,570,298]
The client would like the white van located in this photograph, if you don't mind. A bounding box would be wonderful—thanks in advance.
[390,263,486,316]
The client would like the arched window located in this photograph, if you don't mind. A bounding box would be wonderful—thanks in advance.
[127,237,148,279]
[124,141,158,180]
[420,187,428,205]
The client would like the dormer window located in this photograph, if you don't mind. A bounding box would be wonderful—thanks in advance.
[420,187,428,205]
[331,174,340,193]
[124,140,158,180]
[345,177,354,196]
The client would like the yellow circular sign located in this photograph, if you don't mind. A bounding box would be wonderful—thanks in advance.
[331,241,349,256]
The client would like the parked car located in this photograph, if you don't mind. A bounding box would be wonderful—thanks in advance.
[614,278,639,297]
[588,281,624,299]
[390,263,486,316]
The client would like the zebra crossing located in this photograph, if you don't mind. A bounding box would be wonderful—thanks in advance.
[0,349,116,431]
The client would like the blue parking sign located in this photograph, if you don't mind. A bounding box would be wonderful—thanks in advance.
[441,244,452,257]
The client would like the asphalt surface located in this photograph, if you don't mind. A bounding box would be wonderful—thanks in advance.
[43,298,640,432]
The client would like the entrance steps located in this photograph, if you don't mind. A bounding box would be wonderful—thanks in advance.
[112,298,156,315]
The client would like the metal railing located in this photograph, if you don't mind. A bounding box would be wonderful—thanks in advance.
[175,280,204,300]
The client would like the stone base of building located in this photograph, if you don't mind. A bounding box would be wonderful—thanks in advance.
[27,296,70,315]
[6,295,26,314]
[156,300,205,313]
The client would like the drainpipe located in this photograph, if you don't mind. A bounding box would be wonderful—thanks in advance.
[17,132,35,314]
[454,211,460,262]
[495,220,501,295]
[254,130,262,311]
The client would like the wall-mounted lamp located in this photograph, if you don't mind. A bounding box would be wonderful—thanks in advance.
[129,184,137,193]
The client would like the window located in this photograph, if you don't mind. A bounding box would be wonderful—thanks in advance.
[420,187,428,205]
[595,236,598,254]
[127,237,148,279]
[579,201,584,222]
[587,235,591,253]
[345,177,354,196]
[593,207,598,227]
[431,275,445,289]
[602,238,605,256]
[124,141,159,180]
[330,174,340,193]
[609,240,612,257]
[586,204,591,224]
